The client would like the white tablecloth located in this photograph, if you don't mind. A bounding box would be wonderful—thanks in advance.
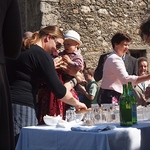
[16,120,150,150]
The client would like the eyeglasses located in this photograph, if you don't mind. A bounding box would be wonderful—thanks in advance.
[52,36,62,49]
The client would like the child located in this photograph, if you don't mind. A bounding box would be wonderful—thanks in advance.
[59,30,84,75]
[59,30,85,102]
[78,67,99,108]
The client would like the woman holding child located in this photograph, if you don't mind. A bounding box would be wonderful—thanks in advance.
[6,26,87,144]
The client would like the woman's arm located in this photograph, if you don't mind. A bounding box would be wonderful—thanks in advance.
[61,64,85,83]
[38,51,87,110]
[62,82,87,110]
[110,55,150,85]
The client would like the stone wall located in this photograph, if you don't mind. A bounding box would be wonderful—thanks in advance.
[18,0,150,71]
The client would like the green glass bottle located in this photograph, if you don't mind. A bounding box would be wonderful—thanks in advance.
[128,82,137,124]
[119,84,132,126]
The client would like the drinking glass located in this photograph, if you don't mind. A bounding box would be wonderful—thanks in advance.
[83,111,95,126]
[65,110,76,122]
[91,104,101,124]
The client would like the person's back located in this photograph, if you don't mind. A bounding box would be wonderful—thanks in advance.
[6,47,41,107]
[6,45,66,107]
[6,44,67,145]
[94,53,109,82]
[0,0,22,149]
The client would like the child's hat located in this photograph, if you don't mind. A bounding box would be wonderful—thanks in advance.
[64,30,82,45]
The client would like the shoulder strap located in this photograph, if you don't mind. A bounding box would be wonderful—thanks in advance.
[87,81,98,90]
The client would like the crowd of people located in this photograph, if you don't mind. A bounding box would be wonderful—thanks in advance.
[1,0,150,148]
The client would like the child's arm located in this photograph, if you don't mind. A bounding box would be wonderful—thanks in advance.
[78,83,98,101]
[63,55,84,71]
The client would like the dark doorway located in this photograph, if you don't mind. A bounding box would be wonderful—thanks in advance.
[129,49,146,59]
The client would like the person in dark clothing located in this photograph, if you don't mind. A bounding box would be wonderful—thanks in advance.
[139,17,150,45]
[6,26,87,145]
[94,53,109,82]
[0,0,22,149]
[140,17,150,99]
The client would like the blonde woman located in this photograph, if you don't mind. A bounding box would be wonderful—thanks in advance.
[6,26,87,145]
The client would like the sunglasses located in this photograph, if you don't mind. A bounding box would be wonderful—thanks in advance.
[52,36,62,49]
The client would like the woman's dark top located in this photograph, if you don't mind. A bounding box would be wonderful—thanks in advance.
[6,45,66,108]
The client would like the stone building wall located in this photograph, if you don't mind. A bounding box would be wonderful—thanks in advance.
[18,0,150,73]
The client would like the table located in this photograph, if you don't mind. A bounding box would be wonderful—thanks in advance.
[16,120,150,150]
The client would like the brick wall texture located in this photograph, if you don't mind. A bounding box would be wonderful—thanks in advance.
[18,0,150,72]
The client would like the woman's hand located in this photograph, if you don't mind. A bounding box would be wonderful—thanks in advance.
[74,102,87,111]
[74,72,86,83]
[61,65,85,83]
[53,56,63,69]
[59,63,76,75]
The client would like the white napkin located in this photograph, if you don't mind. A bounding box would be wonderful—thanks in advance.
[57,120,71,128]
[57,120,85,129]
